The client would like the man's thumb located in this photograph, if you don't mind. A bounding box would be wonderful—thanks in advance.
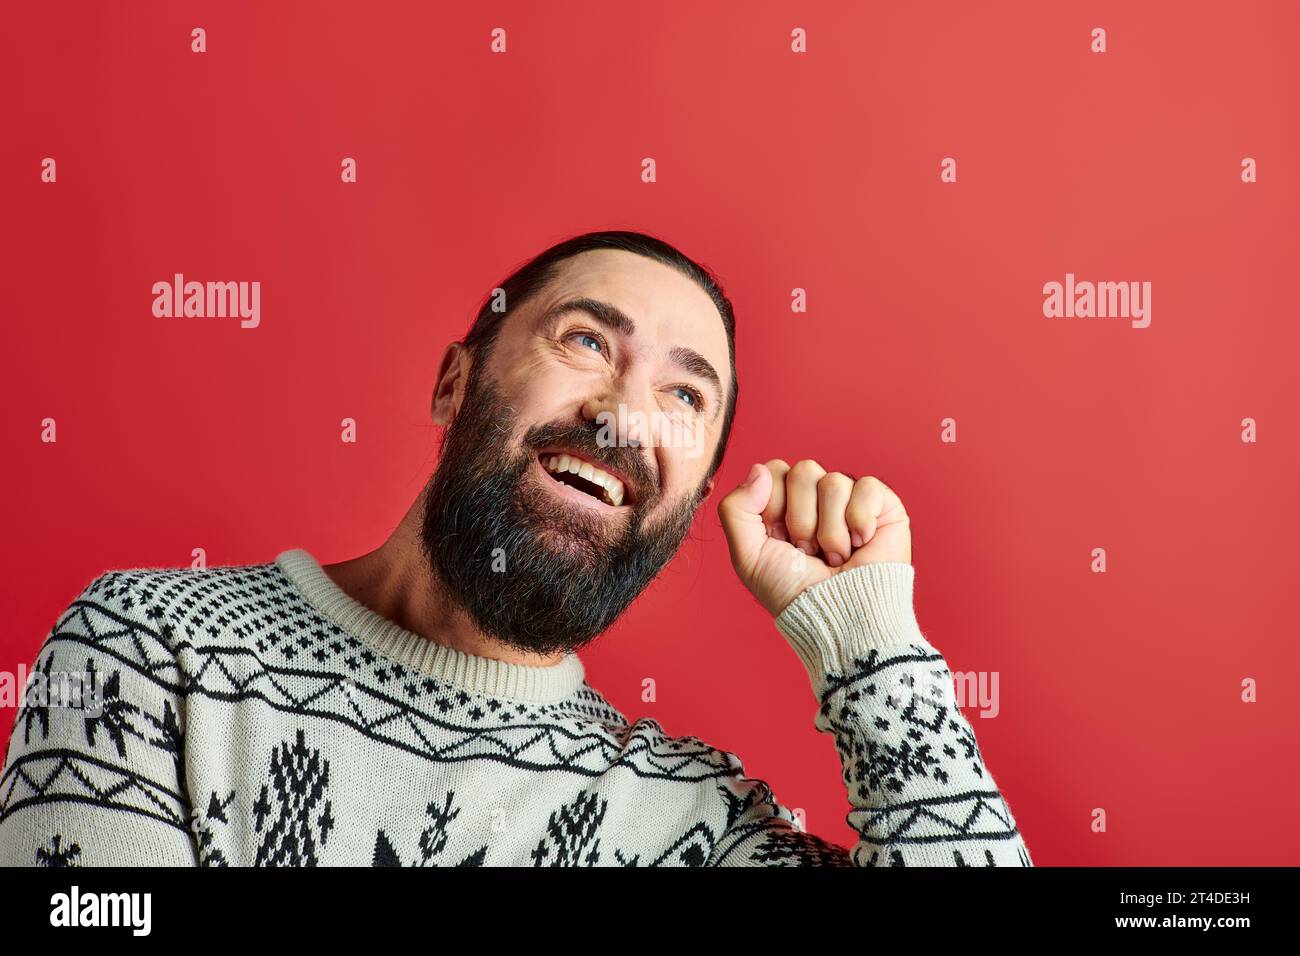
[717,463,772,572]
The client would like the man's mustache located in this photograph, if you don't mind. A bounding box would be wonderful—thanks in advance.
[523,418,657,506]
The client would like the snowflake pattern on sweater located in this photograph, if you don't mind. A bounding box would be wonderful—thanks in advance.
[0,549,1031,867]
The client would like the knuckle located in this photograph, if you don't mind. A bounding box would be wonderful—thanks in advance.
[818,471,853,492]
[857,475,890,496]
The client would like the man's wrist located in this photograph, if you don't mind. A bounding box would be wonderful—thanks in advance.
[773,562,933,678]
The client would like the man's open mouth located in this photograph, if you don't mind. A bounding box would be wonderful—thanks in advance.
[538,451,628,507]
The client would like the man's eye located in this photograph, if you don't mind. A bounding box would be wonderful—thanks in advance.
[672,386,701,409]
[568,332,604,354]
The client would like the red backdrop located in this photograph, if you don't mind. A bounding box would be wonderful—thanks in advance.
[3,0,1297,865]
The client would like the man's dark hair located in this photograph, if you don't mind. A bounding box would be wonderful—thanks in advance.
[460,230,738,480]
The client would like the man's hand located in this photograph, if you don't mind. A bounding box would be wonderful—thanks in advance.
[717,460,912,618]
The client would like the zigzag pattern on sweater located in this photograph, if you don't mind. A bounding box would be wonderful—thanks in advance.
[15,566,747,783]
[2,557,1033,867]
[813,641,1025,858]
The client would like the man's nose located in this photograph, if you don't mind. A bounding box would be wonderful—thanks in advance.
[582,384,657,450]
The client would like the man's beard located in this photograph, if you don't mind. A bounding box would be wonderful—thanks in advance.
[419,367,706,657]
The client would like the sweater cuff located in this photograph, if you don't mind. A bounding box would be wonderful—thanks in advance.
[773,562,935,680]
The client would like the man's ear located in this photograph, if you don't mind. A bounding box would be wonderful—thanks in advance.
[431,341,472,426]
[702,475,717,498]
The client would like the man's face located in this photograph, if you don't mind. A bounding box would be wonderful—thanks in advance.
[420,249,734,656]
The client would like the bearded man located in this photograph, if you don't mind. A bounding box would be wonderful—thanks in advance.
[0,231,1031,867]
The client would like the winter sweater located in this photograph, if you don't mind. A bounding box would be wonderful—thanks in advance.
[0,548,1032,867]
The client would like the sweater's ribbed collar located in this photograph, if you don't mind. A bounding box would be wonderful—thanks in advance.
[273,548,586,705]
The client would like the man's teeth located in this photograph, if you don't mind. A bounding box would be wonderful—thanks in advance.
[542,454,626,506]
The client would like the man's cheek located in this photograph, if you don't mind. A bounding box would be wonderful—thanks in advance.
[642,489,701,538]
[681,416,705,460]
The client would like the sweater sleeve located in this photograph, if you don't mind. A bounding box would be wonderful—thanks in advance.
[0,573,199,867]
[709,562,1032,867]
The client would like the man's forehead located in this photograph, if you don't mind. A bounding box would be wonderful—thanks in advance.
[529,250,730,369]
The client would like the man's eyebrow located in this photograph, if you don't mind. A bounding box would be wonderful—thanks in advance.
[539,297,637,337]
[668,345,723,409]
[541,296,725,412]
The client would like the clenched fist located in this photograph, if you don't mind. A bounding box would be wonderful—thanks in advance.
[717,460,912,618]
